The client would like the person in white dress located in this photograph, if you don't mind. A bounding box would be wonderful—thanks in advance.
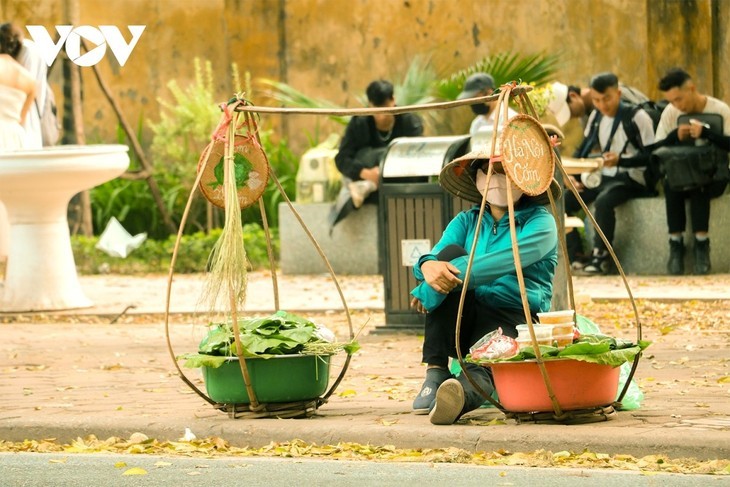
[1,23,47,149]
[0,24,36,275]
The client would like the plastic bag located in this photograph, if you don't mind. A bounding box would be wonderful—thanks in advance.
[95,217,147,258]
[469,328,519,360]
[577,314,644,410]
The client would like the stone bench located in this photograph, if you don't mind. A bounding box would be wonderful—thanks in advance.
[585,194,730,275]
[279,195,730,276]
[278,202,379,275]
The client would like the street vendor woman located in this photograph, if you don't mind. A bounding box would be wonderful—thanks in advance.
[410,141,560,425]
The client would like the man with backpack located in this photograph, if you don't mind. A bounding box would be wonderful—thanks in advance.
[565,72,656,274]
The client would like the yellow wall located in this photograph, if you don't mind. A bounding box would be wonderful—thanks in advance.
[2,0,727,153]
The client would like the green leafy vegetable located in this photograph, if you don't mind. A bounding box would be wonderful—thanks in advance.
[178,310,358,368]
[209,152,253,189]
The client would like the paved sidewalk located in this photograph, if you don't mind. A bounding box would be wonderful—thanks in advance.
[43,272,730,317]
[0,273,728,460]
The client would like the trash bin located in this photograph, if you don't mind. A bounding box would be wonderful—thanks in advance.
[377,135,471,330]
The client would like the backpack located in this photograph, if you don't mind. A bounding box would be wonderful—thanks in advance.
[574,102,650,158]
[35,83,60,146]
[631,99,668,133]
[616,83,668,133]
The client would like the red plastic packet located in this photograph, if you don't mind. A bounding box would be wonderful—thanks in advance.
[470,328,519,360]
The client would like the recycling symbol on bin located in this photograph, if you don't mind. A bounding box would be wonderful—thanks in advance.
[401,239,431,267]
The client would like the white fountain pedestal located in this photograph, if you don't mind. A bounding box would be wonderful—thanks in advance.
[0,145,130,312]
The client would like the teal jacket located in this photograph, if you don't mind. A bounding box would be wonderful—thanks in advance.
[411,202,558,313]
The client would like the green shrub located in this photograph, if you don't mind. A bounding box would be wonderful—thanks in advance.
[73,224,278,275]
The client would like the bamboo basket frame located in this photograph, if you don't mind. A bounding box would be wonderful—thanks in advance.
[164,85,643,422]
[164,98,355,419]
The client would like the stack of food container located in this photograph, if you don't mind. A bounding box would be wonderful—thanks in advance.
[514,310,576,349]
[537,310,576,348]
[515,323,552,348]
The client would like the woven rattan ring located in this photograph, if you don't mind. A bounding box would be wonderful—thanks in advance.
[197,135,269,209]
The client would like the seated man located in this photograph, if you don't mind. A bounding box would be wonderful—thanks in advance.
[409,150,559,425]
[564,72,656,274]
[333,79,423,212]
[458,72,517,136]
[654,68,730,275]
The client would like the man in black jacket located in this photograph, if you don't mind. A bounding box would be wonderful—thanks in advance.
[334,80,423,210]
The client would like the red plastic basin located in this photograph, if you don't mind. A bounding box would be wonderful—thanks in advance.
[490,359,620,412]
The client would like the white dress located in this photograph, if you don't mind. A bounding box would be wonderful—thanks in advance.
[18,39,45,149]
[0,84,27,265]
[0,85,26,149]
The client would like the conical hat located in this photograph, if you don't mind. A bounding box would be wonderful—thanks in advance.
[197,136,269,209]
[440,114,560,203]
[439,150,562,204]
[439,149,489,204]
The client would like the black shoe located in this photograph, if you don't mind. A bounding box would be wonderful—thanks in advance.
[583,253,610,275]
[693,238,711,275]
[667,239,685,276]
[413,367,451,414]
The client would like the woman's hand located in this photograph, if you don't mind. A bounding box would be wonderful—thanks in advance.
[420,260,462,294]
[410,297,426,314]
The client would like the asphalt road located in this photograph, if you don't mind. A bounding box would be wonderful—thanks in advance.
[1,453,728,487]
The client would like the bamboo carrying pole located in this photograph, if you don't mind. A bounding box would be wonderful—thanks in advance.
[164,87,643,420]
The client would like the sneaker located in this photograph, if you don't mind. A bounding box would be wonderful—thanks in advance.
[429,378,465,425]
[348,180,377,209]
[582,254,610,275]
[413,367,451,414]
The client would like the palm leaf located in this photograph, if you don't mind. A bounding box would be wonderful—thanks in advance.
[435,50,562,101]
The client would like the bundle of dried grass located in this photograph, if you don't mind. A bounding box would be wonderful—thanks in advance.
[201,108,248,314]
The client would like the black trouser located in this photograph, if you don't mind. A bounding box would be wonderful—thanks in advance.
[564,173,654,251]
[664,180,727,234]
[421,245,532,366]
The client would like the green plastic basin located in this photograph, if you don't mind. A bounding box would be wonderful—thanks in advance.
[202,354,331,404]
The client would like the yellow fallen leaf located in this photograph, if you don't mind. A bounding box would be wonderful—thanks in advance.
[695,403,710,408]
[659,325,675,335]
[49,458,67,464]
[379,419,398,426]
[154,461,172,467]
[102,363,124,371]
[122,467,147,476]
[114,461,127,468]
[718,376,730,384]
[338,389,357,398]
